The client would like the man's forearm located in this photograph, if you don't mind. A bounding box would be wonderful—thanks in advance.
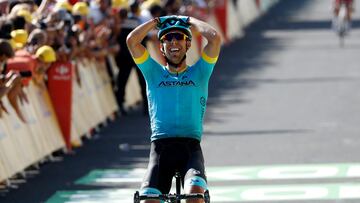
[189,17,220,43]
[189,17,221,57]
[127,19,158,48]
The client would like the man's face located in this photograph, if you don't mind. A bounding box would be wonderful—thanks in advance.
[160,31,190,64]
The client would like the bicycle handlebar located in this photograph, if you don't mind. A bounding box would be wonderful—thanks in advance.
[134,190,210,203]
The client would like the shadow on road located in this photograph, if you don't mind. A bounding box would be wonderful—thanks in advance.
[206,0,359,122]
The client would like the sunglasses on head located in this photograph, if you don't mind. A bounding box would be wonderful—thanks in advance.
[160,32,188,42]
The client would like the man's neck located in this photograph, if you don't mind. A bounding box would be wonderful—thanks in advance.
[167,62,187,74]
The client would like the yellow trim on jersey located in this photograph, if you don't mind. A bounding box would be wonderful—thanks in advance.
[134,50,149,64]
[202,52,218,64]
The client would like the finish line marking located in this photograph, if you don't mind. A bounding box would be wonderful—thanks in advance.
[75,163,360,185]
[45,163,360,202]
[46,183,360,202]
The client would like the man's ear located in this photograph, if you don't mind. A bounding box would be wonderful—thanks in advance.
[160,43,165,55]
[186,40,191,51]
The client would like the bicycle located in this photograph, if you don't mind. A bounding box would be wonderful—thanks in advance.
[133,172,210,203]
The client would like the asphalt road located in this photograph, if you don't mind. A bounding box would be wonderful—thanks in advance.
[1,0,360,202]
[205,0,360,166]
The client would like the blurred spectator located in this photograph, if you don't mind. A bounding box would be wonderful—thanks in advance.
[182,0,212,20]
[11,15,27,30]
[0,0,214,121]
[33,0,43,7]
[27,28,48,53]
[10,29,29,50]
[141,0,161,12]
[89,0,112,26]
[0,0,8,16]
[0,39,14,72]
[162,0,182,15]
[7,45,56,88]
[147,3,166,65]
[54,0,73,13]
[115,4,147,116]
[149,3,165,17]
[112,0,129,9]
[8,1,32,14]
[3,70,27,121]
[72,1,89,16]
[35,45,57,70]
[0,20,13,40]
[36,0,58,17]
[13,9,33,24]
[0,39,26,121]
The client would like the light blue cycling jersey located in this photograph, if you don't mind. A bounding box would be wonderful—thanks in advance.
[134,50,218,141]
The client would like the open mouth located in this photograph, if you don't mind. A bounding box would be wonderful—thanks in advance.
[170,48,180,53]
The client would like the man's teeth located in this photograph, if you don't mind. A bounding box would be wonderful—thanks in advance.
[171,48,179,52]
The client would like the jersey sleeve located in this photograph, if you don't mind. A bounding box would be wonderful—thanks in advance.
[133,50,158,80]
[196,51,219,80]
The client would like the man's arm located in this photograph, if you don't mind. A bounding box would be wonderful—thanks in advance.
[189,17,222,58]
[126,19,158,58]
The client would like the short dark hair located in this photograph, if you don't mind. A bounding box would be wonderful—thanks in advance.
[149,4,163,17]
[119,8,128,19]
[0,22,12,39]
[0,39,14,58]
[11,16,26,30]
[129,0,139,13]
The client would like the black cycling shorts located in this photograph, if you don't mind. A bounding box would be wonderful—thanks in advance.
[140,137,207,194]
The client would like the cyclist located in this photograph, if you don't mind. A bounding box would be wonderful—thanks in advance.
[333,0,354,30]
[127,15,221,203]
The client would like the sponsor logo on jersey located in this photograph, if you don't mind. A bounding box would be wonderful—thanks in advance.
[158,80,196,87]
[200,97,206,106]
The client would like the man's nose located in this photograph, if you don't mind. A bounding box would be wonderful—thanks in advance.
[170,38,178,44]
